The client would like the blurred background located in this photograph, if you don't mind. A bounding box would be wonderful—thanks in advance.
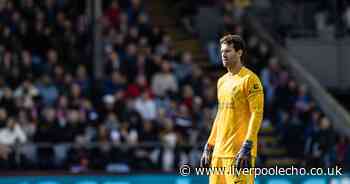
[0,0,349,183]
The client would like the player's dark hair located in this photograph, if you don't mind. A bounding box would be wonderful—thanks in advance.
[220,34,246,52]
[220,34,247,63]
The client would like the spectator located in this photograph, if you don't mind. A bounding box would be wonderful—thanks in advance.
[336,135,348,166]
[104,71,126,95]
[37,75,59,106]
[174,52,194,85]
[161,118,177,171]
[134,91,157,121]
[151,61,178,97]
[305,117,336,168]
[14,79,39,99]
[104,0,121,26]
[0,118,27,145]
[174,104,193,138]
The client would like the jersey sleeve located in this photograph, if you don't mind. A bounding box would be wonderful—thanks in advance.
[243,75,264,142]
[207,115,218,146]
[207,77,223,146]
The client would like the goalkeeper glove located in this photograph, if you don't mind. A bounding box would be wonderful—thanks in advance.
[235,140,253,169]
[200,143,213,167]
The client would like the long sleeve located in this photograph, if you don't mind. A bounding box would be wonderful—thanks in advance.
[207,114,218,146]
[207,78,223,146]
[243,75,264,142]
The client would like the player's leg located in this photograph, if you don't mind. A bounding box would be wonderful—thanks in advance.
[246,158,256,184]
[224,157,256,184]
[209,157,225,184]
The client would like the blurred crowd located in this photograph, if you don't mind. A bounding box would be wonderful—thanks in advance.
[0,0,349,174]
[0,0,216,172]
[174,0,350,171]
[0,0,91,169]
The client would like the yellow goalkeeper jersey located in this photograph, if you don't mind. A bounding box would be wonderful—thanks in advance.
[207,66,264,158]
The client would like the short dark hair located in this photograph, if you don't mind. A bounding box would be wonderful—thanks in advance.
[220,34,245,52]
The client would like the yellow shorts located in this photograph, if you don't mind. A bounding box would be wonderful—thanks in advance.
[209,157,255,184]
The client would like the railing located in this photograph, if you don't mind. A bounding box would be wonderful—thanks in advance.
[3,141,202,172]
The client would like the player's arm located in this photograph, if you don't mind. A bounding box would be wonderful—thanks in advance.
[207,114,218,146]
[236,75,264,169]
[244,75,264,143]
[200,107,218,167]
[201,79,223,167]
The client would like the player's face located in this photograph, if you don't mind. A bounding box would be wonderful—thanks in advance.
[220,43,241,67]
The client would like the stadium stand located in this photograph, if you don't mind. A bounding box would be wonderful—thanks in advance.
[0,0,349,174]
[169,0,350,170]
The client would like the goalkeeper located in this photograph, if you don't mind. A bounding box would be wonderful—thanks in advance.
[200,34,264,184]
